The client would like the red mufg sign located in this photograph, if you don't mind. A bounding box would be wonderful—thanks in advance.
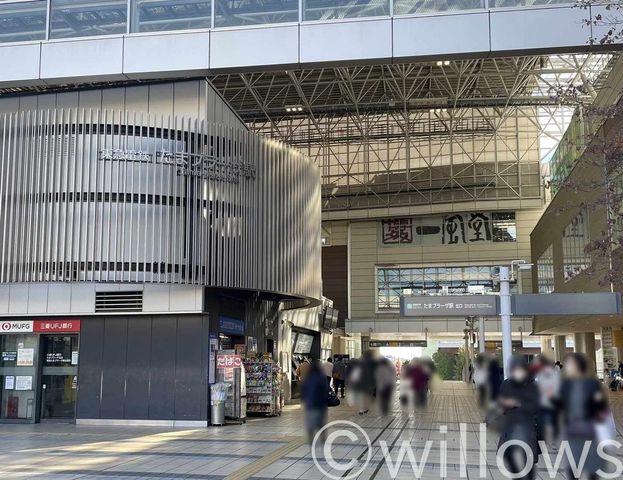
[33,319,81,333]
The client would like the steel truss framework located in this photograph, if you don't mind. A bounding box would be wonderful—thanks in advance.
[210,54,616,212]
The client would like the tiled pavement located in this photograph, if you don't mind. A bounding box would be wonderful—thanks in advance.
[1,382,622,480]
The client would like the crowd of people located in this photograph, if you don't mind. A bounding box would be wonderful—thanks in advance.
[298,350,617,480]
[298,352,442,441]
[486,353,615,480]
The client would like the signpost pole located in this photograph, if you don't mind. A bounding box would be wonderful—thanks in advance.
[500,266,512,378]
[479,316,485,353]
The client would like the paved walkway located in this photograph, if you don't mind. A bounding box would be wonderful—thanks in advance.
[0,382,622,479]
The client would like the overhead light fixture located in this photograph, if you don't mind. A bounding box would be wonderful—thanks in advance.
[285,105,303,113]
[436,60,450,66]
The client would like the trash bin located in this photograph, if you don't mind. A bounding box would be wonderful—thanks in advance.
[211,402,225,426]
[210,382,230,426]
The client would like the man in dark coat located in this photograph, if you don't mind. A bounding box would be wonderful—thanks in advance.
[497,355,539,480]
[301,360,329,443]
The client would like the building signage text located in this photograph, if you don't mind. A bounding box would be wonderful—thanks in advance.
[216,354,242,369]
[400,295,499,317]
[0,320,81,334]
[99,149,256,184]
[381,211,516,246]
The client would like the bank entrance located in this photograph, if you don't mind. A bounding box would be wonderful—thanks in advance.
[0,320,81,423]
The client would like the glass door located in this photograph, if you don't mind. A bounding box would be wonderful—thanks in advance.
[40,335,79,420]
[0,334,38,422]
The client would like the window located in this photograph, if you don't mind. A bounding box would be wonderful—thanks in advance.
[131,0,212,33]
[492,212,517,242]
[562,210,590,281]
[321,223,331,247]
[376,265,499,311]
[537,245,554,293]
[50,0,128,39]
[303,0,389,21]
[393,0,483,15]
[214,0,298,28]
[0,0,47,43]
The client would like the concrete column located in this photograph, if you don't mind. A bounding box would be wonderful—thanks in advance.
[540,336,555,359]
[553,335,567,363]
[574,332,597,373]
[479,317,486,353]
[463,332,471,383]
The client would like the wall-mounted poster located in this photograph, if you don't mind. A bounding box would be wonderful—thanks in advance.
[15,375,33,391]
[16,348,34,366]
[4,376,15,390]
[2,351,17,362]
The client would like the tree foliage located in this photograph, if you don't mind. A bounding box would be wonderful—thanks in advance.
[432,350,464,381]
[578,0,623,45]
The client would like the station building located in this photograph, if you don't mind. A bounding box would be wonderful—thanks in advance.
[0,0,623,422]
[0,80,322,424]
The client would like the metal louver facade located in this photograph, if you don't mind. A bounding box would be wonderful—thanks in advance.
[0,109,322,303]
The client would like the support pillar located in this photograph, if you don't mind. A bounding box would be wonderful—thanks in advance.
[553,335,567,363]
[463,331,470,383]
[540,336,554,359]
[500,266,512,378]
[479,317,486,353]
[574,332,597,374]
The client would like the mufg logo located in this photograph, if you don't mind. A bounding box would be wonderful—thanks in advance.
[1,321,33,332]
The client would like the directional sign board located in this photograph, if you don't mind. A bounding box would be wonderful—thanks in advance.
[369,340,428,348]
[511,293,621,316]
[400,295,499,317]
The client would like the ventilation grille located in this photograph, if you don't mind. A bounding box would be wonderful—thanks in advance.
[95,291,143,312]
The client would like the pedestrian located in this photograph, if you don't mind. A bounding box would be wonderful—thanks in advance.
[473,354,489,408]
[559,353,609,480]
[376,357,396,416]
[349,351,375,415]
[532,356,561,445]
[332,357,346,398]
[488,356,502,402]
[497,355,539,480]
[409,358,429,408]
[323,357,334,389]
[301,360,329,444]
[296,357,310,381]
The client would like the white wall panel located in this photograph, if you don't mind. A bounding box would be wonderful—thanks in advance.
[40,37,125,82]
[70,284,96,313]
[300,20,392,64]
[123,32,210,78]
[46,284,72,313]
[8,284,28,314]
[27,284,48,313]
[0,43,41,85]
[0,285,8,314]
[210,25,299,70]
[393,13,490,59]
[490,6,590,52]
